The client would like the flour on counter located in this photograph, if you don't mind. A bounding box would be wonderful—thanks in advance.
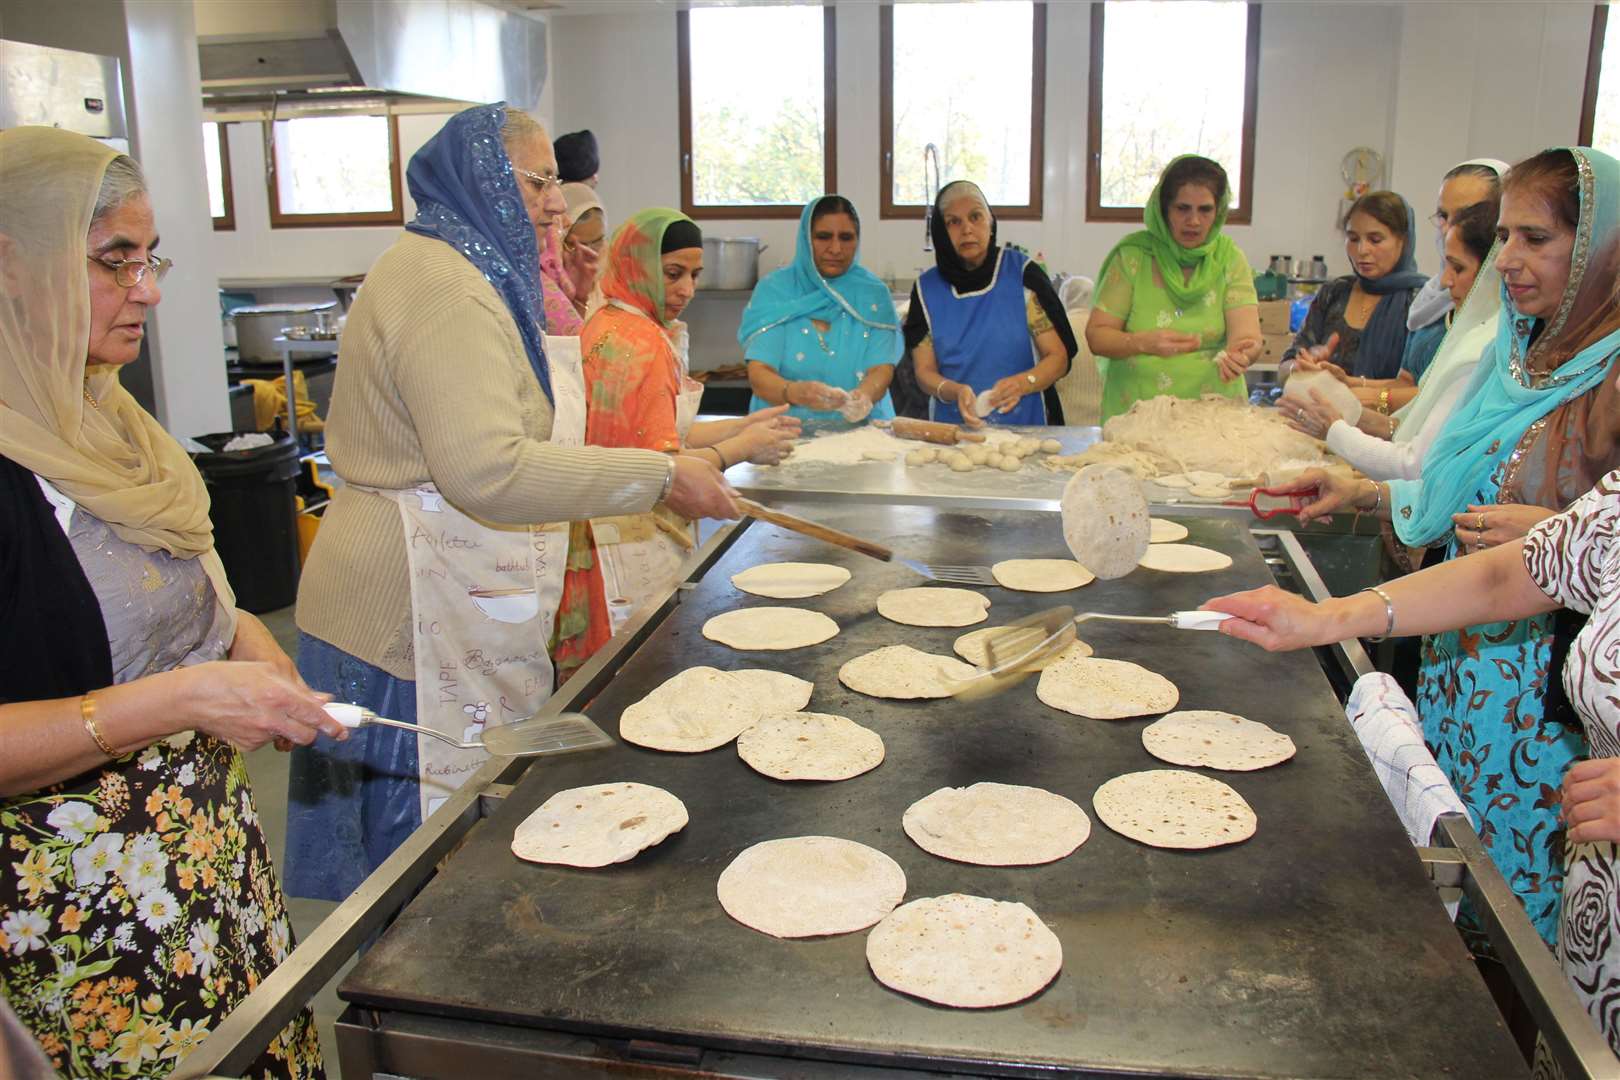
[776,424,1025,468]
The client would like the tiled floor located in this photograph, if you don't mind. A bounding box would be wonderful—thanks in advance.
[244,606,354,1079]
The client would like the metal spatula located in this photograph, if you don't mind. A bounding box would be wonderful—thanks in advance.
[324,703,613,757]
[948,605,1234,701]
[897,559,999,585]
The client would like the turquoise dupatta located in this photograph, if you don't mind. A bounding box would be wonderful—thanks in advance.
[1392,147,1620,546]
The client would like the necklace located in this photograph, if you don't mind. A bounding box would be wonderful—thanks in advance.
[811,320,834,357]
[83,385,100,410]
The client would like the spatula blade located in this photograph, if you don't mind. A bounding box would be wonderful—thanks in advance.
[478,712,614,758]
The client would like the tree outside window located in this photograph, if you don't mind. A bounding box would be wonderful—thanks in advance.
[268,114,403,228]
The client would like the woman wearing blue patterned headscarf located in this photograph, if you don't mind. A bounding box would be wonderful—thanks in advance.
[740,195,902,423]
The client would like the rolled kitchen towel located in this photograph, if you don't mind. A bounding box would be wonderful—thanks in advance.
[1346,672,1469,847]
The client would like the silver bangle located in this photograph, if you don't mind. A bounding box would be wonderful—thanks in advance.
[933,380,952,404]
[658,456,676,502]
[1367,480,1382,515]
[1360,586,1396,641]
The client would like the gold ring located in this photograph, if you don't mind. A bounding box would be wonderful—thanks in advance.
[1477,512,1486,532]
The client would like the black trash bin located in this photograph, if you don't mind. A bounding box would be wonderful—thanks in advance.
[191,433,301,613]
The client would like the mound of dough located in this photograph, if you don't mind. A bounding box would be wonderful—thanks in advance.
[1037,654,1179,719]
[1148,518,1189,543]
[718,836,906,938]
[702,606,840,649]
[866,894,1062,1008]
[1061,465,1150,580]
[876,586,990,627]
[620,666,813,752]
[839,645,976,699]
[511,782,687,867]
[730,562,852,599]
[1142,711,1297,771]
[736,712,884,781]
[903,782,1090,865]
[1137,543,1234,574]
[1282,369,1364,427]
[991,558,1095,592]
[1092,770,1256,849]
[952,626,1092,667]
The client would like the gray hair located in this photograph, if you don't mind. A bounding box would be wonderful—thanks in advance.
[499,108,548,156]
[92,155,147,223]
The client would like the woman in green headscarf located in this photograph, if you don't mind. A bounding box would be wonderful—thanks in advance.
[1086,155,1262,421]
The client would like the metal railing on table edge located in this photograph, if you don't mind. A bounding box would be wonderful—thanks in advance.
[176,521,1616,1078]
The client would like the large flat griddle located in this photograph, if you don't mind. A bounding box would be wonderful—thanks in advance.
[340,505,1523,1078]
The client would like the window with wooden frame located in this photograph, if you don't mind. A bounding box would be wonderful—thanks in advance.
[267,113,404,228]
[1581,4,1620,155]
[880,1,1046,220]
[1086,1,1260,224]
[202,121,234,231]
[677,5,836,219]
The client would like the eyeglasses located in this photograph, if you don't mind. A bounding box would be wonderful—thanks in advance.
[89,254,174,288]
[1428,210,1449,231]
[513,167,561,194]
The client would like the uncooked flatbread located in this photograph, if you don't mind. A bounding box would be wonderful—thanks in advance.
[1092,770,1257,849]
[1187,483,1231,499]
[1037,654,1179,719]
[953,626,1092,667]
[1142,711,1297,771]
[718,836,906,938]
[511,782,687,867]
[730,562,852,599]
[903,782,1090,865]
[620,666,814,752]
[1148,518,1189,544]
[866,894,1062,1008]
[1061,465,1150,580]
[703,606,840,649]
[1155,473,1194,489]
[876,587,990,627]
[991,558,1096,592]
[839,645,977,699]
[1137,543,1234,574]
[736,712,884,781]
[1282,368,1364,427]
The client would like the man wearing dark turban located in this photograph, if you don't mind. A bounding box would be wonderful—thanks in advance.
[555,129,600,186]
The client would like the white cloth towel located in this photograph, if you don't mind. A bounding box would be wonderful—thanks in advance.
[1346,672,1470,846]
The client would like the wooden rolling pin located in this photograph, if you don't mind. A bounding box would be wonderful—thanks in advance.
[885,417,987,446]
[735,498,893,562]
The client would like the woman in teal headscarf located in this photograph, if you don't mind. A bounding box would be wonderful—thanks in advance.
[1275,147,1620,953]
[741,195,902,423]
[1086,155,1262,422]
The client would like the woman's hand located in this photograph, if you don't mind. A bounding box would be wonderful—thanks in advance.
[1451,503,1557,552]
[740,403,803,437]
[839,390,873,424]
[667,456,740,520]
[732,414,799,465]
[953,382,986,428]
[1563,759,1620,844]
[1202,586,1342,652]
[1265,467,1368,524]
[170,660,343,751]
[1216,340,1258,382]
[1291,333,1344,376]
[787,380,848,412]
[561,239,601,303]
[1282,389,1349,440]
[1137,329,1203,357]
[986,374,1030,414]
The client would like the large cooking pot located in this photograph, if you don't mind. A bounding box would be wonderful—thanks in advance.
[700,237,768,291]
[231,302,337,362]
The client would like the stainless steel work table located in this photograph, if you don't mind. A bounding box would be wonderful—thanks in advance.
[330,503,1524,1079]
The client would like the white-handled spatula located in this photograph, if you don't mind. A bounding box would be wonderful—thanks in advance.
[323,703,613,757]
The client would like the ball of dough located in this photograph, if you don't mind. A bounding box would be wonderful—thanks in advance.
[1018,437,1041,453]
[919,446,939,463]
[948,455,974,473]
[998,455,1021,472]
[964,445,989,465]
[1040,439,1062,453]
[985,452,1005,468]
[905,449,930,467]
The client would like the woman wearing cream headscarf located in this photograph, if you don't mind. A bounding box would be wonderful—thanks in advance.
[0,127,333,1077]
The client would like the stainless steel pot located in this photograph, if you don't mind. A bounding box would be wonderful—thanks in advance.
[700,237,768,291]
[231,302,337,362]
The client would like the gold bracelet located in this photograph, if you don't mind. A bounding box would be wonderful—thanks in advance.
[1376,389,1391,415]
[80,692,118,758]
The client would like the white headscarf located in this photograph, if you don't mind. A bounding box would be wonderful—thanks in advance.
[0,127,237,633]
[1394,237,1502,446]
[1406,157,1510,331]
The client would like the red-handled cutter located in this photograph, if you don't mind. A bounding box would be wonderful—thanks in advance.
[1224,485,1320,520]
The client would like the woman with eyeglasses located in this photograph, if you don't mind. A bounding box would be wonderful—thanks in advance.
[0,126,332,1077]
[286,106,738,903]
[560,181,607,318]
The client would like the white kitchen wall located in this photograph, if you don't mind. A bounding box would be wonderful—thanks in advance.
[550,1,1590,288]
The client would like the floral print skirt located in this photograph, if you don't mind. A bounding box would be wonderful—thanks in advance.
[0,732,323,1078]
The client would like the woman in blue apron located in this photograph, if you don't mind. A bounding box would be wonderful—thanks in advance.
[902,181,1076,426]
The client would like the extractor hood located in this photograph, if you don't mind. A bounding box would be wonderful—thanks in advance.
[198,0,547,109]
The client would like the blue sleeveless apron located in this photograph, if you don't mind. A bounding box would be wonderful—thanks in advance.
[916,248,1045,426]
